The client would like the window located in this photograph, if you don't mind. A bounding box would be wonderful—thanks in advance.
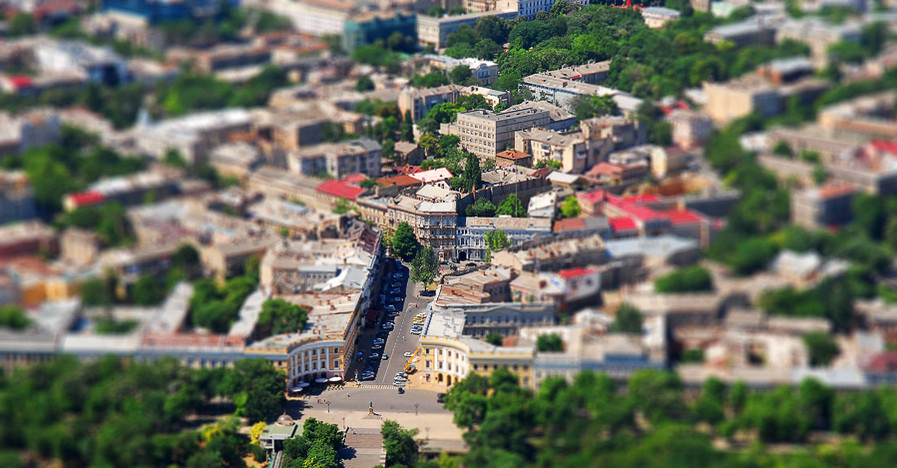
[473,364,479,370]
[426,360,432,369]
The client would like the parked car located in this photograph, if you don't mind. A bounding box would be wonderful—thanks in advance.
[371,353,380,359]
[392,381,406,387]
[382,354,389,360]
[403,352,414,357]
[437,393,446,403]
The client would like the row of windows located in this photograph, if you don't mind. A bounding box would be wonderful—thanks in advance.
[472,363,529,372]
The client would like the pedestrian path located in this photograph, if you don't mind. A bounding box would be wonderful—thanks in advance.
[341,427,385,468]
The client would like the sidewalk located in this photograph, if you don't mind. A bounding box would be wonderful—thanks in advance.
[297,408,464,441]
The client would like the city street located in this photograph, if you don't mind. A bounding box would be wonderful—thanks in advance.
[344,258,431,385]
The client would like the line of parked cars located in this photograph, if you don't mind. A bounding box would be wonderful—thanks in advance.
[360,261,408,381]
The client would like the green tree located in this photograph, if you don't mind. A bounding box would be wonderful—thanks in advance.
[80,276,115,307]
[654,266,714,293]
[627,370,686,424]
[803,331,840,367]
[460,151,482,192]
[401,110,414,141]
[222,359,286,421]
[391,222,419,260]
[496,194,527,217]
[0,305,30,330]
[356,75,375,92]
[536,333,563,352]
[382,138,395,160]
[332,197,352,214]
[560,195,581,218]
[466,198,497,217]
[256,298,309,339]
[449,65,473,85]
[485,229,510,252]
[381,420,419,467]
[8,13,37,36]
[486,333,504,346]
[411,246,439,288]
[132,274,167,306]
[612,303,643,334]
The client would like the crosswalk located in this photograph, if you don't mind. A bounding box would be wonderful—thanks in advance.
[354,383,397,389]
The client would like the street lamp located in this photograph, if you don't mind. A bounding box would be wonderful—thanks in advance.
[425,427,430,442]
[414,403,419,415]
[327,401,331,413]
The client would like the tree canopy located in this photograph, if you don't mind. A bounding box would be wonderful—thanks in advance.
[391,222,420,260]
[411,246,440,288]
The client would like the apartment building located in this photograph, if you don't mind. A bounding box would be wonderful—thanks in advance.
[455,216,553,261]
[504,100,576,131]
[669,109,712,150]
[703,74,781,124]
[134,109,253,163]
[287,138,381,179]
[520,72,642,116]
[703,16,777,48]
[791,182,858,229]
[398,84,510,121]
[424,55,499,87]
[641,6,680,28]
[416,10,517,48]
[776,18,862,66]
[387,187,459,260]
[0,171,36,224]
[443,107,551,159]
[515,128,610,173]
[33,40,129,86]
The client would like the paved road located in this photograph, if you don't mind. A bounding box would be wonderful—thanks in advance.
[378,279,429,384]
[344,259,430,385]
[294,387,447,414]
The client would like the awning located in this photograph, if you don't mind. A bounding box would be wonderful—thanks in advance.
[328,376,342,382]
[297,381,311,387]
[315,378,328,383]
[289,386,304,393]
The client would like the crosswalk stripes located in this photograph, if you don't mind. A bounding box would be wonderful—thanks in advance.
[354,383,398,389]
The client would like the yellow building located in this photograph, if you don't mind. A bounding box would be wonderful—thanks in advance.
[419,333,535,388]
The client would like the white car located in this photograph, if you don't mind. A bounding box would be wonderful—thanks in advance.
[403,352,414,357]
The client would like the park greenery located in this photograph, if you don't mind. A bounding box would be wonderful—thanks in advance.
[254,298,310,340]
[496,194,528,217]
[381,420,420,467]
[654,265,714,293]
[282,418,343,468]
[0,356,285,467]
[444,366,897,467]
[189,268,258,333]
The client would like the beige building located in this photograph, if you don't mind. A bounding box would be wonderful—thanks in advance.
[387,188,459,260]
[287,138,381,179]
[669,110,712,150]
[776,18,862,67]
[416,10,517,48]
[514,128,610,174]
[443,107,551,159]
[703,74,781,124]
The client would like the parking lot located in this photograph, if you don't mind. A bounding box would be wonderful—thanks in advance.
[345,259,431,387]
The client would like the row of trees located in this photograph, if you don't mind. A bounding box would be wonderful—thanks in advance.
[445,367,897,467]
[0,356,286,467]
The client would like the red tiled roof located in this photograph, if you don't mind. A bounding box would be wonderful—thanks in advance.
[316,179,365,201]
[496,149,531,160]
[609,217,638,232]
[558,267,598,280]
[578,189,606,204]
[69,191,105,206]
[620,204,660,221]
[396,165,422,175]
[618,194,660,204]
[870,140,897,155]
[7,75,31,88]
[553,218,586,232]
[587,162,622,177]
[865,352,897,372]
[341,173,368,185]
[377,175,421,188]
[661,210,703,226]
